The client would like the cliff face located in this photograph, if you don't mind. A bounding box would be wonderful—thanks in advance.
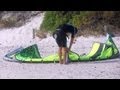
[0,11,43,29]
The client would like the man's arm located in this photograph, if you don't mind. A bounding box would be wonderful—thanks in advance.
[68,37,74,51]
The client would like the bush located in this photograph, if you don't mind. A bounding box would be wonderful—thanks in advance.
[40,11,81,32]
[40,11,120,37]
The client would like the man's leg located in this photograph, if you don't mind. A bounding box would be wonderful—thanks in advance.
[58,47,63,64]
[62,47,67,64]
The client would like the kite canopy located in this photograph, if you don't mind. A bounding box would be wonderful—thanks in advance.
[4,34,119,63]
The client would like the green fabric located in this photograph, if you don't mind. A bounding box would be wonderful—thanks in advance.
[68,51,79,62]
[96,44,113,60]
[97,35,119,60]
[79,35,119,61]
[105,35,119,58]
[15,44,41,62]
[96,35,119,60]
[42,51,79,62]
[42,54,59,62]
[16,54,43,62]
[13,34,119,63]
[79,42,103,61]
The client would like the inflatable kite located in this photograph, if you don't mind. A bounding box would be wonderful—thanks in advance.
[3,33,119,63]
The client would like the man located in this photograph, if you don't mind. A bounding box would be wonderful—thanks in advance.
[53,24,78,64]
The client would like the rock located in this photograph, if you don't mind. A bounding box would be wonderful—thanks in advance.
[0,11,43,28]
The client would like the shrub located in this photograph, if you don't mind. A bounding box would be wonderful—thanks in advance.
[39,11,120,37]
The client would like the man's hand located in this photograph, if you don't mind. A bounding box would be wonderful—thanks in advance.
[66,48,70,53]
[68,37,74,52]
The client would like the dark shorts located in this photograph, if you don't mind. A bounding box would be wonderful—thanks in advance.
[55,30,67,47]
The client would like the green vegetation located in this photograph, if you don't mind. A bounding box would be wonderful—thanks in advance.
[39,11,120,37]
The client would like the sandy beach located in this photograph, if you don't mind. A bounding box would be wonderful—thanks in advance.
[0,14,120,79]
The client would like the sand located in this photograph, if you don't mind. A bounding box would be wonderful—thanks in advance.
[0,13,120,79]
